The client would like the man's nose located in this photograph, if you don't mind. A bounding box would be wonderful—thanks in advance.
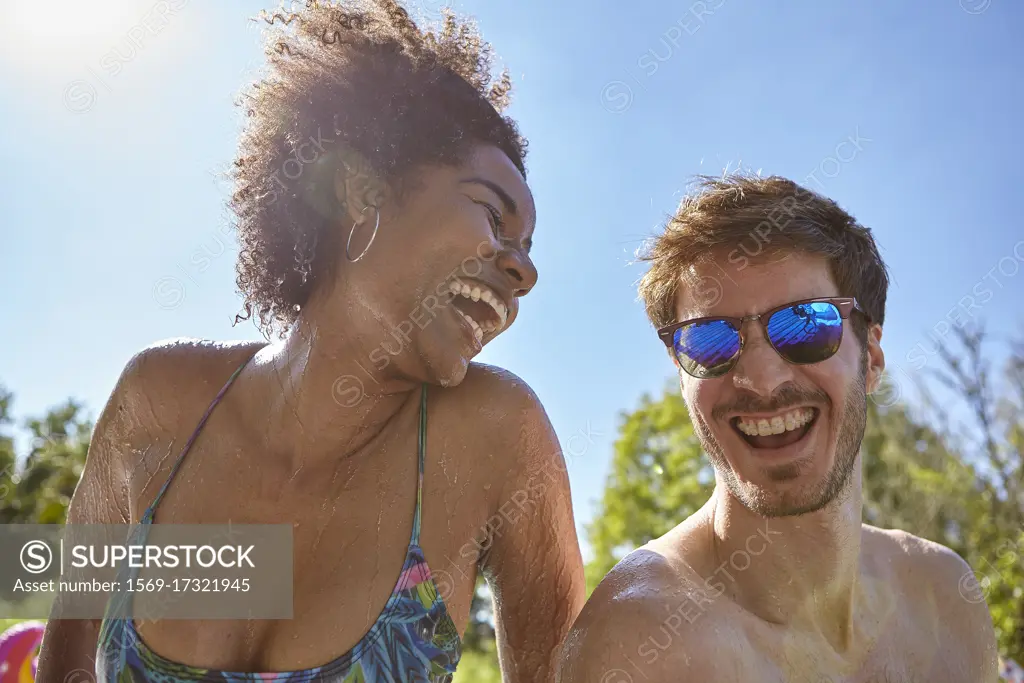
[730,320,797,397]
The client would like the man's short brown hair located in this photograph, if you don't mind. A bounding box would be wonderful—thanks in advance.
[637,173,889,343]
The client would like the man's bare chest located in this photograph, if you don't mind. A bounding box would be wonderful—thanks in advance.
[748,617,956,683]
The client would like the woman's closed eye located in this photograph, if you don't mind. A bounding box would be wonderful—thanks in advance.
[474,198,531,253]
[478,200,505,235]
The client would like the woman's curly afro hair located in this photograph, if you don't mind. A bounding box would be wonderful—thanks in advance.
[230,0,528,337]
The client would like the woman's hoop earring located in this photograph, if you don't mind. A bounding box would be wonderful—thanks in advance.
[345,204,381,262]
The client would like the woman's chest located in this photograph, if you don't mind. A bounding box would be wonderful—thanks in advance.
[123,432,495,671]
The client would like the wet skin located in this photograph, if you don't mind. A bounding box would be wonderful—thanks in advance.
[557,252,998,683]
[36,145,586,681]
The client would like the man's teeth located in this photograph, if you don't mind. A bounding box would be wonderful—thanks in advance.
[447,281,508,331]
[736,409,815,437]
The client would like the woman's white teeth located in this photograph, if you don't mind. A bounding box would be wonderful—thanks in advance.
[456,309,484,342]
[737,408,815,436]
[479,289,507,325]
[447,281,508,330]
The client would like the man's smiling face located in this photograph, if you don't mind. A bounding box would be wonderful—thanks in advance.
[675,250,884,517]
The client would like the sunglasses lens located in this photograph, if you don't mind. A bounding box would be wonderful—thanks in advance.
[766,301,843,364]
[673,319,741,377]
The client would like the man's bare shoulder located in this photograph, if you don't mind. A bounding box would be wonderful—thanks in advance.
[864,525,980,592]
[864,525,987,607]
[558,546,741,683]
[863,525,999,680]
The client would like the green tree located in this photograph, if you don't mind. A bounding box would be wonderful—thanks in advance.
[451,644,503,683]
[912,325,1024,661]
[0,387,16,510]
[585,386,711,594]
[860,400,980,558]
[0,390,91,524]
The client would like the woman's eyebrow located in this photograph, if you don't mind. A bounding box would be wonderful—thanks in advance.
[459,178,518,217]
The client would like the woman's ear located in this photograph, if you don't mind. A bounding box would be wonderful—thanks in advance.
[333,146,389,226]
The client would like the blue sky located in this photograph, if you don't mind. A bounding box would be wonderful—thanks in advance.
[1,0,1022,559]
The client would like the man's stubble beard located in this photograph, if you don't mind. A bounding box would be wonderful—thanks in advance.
[689,361,868,518]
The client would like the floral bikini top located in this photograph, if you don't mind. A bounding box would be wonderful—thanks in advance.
[95,355,463,682]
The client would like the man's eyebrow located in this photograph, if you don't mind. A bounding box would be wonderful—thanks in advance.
[459,177,518,216]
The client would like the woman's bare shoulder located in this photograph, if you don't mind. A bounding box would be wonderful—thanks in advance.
[120,337,264,398]
[441,362,553,446]
[94,337,264,467]
[70,338,264,524]
[430,362,559,487]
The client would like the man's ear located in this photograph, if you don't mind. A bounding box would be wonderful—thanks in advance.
[332,146,389,226]
[864,323,885,394]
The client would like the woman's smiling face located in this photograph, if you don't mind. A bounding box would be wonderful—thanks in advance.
[317,143,538,386]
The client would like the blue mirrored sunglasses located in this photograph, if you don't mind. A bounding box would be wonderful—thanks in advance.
[657,297,868,379]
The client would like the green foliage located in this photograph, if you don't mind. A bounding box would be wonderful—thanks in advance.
[861,399,978,555]
[584,326,1024,663]
[0,388,91,525]
[0,388,16,504]
[460,577,497,652]
[584,384,712,595]
[452,639,503,683]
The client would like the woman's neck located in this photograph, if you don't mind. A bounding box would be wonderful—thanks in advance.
[248,316,421,466]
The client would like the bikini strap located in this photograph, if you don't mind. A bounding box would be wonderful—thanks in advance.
[141,352,257,524]
[411,383,428,546]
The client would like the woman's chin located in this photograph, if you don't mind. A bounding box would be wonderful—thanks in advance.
[422,339,475,388]
[407,324,485,388]
[430,356,470,388]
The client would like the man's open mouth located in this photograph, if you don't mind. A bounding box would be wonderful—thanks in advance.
[447,280,508,343]
[731,408,819,449]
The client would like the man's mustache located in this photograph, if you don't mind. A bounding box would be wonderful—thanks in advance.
[711,385,831,419]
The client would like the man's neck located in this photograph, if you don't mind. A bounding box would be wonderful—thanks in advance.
[700,469,865,652]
